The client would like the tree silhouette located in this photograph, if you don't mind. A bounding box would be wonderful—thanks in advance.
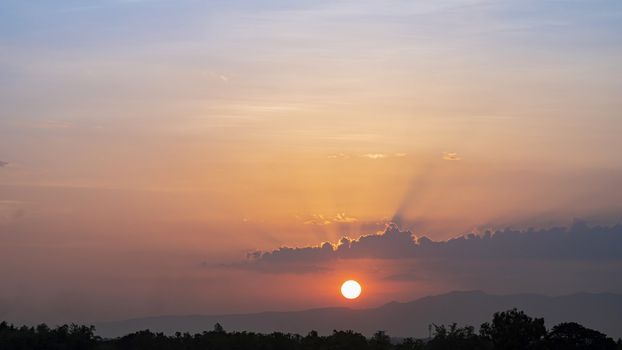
[480,308,546,350]
[427,323,490,350]
[213,322,225,333]
[2,309,622,349]
[546,322,617,350]
[394,337,425,350]
[369,330,392,350]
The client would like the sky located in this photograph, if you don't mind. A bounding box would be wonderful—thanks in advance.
[1,0,622,325]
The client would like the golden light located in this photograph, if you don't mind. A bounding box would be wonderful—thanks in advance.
[340,280,362,300]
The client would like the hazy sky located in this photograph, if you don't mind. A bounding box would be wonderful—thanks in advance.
[1,0,622,325]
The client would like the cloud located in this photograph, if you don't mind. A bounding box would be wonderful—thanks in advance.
[327,153,350,159]
[333,212,358,223]
[363,153,387,159]
[328,153,407,160]
[0,161,7,168]
[301,213,358,225]
[244,221,622,272]
[237,220,622,295]
[303,214,332,226]
[204,71,231,83]
[443,152,461,161]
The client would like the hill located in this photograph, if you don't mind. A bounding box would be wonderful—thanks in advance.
[95,291,622,339]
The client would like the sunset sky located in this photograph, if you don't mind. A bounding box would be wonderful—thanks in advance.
[1,0,622,325]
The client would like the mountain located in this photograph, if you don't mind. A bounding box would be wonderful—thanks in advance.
[95,291,622,339]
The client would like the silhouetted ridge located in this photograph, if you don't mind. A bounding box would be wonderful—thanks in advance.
[94,291,622,339]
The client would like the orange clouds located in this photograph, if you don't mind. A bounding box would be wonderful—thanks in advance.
[301,213,358,226]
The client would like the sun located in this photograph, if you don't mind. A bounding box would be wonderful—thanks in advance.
[340,280,362,300]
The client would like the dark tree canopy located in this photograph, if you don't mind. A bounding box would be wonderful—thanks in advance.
[427,323,489,350]
[1,310,621,350]
[480,308,546,350]
[546,322,617,350]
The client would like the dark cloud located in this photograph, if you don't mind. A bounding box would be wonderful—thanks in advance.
[240,221,622,293]
[0,161,8,167]
[246,221,622,269]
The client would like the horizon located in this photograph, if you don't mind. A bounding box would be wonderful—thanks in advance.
[97,288,622,320]
[92,289,622,339]
[3,307,622,349]
[1,0,622,338]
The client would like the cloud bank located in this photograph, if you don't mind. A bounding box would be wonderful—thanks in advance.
[246,221,622,268]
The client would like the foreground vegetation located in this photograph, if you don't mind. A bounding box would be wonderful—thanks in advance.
[2,309,622,349]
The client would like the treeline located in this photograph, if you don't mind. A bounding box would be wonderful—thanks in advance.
[2,309,622,350]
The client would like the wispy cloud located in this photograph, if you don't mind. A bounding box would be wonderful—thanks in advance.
[364,153,408,159]
[204,71,231,83]
[333,212,358,223]
[329,153,408,160]
[363,153,387,159]
[300,213,358,225]
[0,161,8,168]
[303,214,332,226]
[327,153,350,159]
[443,152,461,161]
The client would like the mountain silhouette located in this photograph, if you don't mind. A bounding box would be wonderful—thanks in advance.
[95,291,622,339]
